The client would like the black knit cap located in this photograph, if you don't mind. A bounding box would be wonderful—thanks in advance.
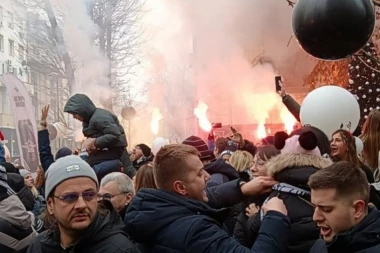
[136,144,151,157]
[182,136,211,162]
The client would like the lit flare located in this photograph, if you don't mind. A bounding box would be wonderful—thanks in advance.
[194,101,212,132]
[151,108,163,136]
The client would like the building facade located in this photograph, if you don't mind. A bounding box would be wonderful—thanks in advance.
[0,0,29,158]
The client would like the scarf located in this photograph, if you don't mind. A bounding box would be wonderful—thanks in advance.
[260,182,310,221]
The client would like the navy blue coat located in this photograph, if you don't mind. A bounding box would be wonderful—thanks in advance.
[38,130,54,172]
[125,186,290,253]
[309,207,380,253]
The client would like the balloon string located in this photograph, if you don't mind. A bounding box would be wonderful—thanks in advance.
[287,35,294,47]
[356,53,380,74]
[285,0,296,7]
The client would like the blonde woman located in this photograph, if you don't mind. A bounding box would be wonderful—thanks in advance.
[229,150,254,182]
[360,109,380,181]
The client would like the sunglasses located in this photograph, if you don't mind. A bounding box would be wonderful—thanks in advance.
[54,191,98,204]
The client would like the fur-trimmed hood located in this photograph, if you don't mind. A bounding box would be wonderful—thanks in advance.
[267,153,332,177]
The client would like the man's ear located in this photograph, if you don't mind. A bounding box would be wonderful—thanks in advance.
[173,181,187,196]
[353,200,366,220]
[125,193,133,205]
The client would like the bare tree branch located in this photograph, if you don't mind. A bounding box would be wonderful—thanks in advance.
[285,0,296,7]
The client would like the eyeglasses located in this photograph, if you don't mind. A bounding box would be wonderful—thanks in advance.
[97,192,128,202]
[54,191,98,204]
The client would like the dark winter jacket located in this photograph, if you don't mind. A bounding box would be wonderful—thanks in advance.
[0,144,5,164]
[64,94,127,166]
[7,173,36,211]
[27,207,139,253]
[0,162,19,174]
[205,158,240,187]
[241,140,257,157]
[38,130,54,172]
[233,195,268,247]
[121,150,137,178]
[248,153,332,253]
[282,94,301,122]
[309,206,380,253]
[132,156,154,171]
[0,195,37,253]
[205,159,241,235]
[125,188,290,253]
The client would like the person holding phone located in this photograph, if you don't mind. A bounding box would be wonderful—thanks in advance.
[275,76,301,122]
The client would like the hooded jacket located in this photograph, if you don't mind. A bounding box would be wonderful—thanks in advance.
[7,173,36,211]
[0,194,36,253]
[64,94,127,166]
[205,158,240,187]
[27,207,139,253]
[247,153,332,253]
[310,206,380,253]
[125,188,290,253]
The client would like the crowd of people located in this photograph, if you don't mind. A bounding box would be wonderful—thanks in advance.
[1,92,380,253]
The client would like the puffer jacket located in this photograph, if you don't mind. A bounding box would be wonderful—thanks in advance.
[27,207,139,253]
[64,94,127,166]
[233,195,268,247]
[310,206,380,253]
[0,195,37,253]
[125,188,290,253]
[246,153,332,253]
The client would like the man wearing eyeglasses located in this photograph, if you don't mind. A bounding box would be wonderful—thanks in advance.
[98,172,135,220]
[27,155,139,253]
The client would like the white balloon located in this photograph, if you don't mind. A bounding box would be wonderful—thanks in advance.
[151,137,169,156]
[354,137,363,155]
[300,85,360,137]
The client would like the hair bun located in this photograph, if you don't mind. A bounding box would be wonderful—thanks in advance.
[299,131,318,151]
[274,131,289,150]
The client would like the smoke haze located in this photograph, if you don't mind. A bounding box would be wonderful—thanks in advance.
[139,0,315,141]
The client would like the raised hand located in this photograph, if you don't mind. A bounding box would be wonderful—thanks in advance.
[240,176,278,196]
[41,105,50,123]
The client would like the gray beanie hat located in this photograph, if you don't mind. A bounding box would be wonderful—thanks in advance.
[45,155,98,200]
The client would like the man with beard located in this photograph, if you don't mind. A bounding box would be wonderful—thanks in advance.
[27,155,139,253]
[309,162,380,252]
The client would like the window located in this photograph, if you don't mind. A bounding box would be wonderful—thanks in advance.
[8,12,13,29]
[18,45,24,61]
[0,35,3,52]
[9,40,14,56]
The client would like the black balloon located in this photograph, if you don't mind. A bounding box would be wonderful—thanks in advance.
[292,0,375,60]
